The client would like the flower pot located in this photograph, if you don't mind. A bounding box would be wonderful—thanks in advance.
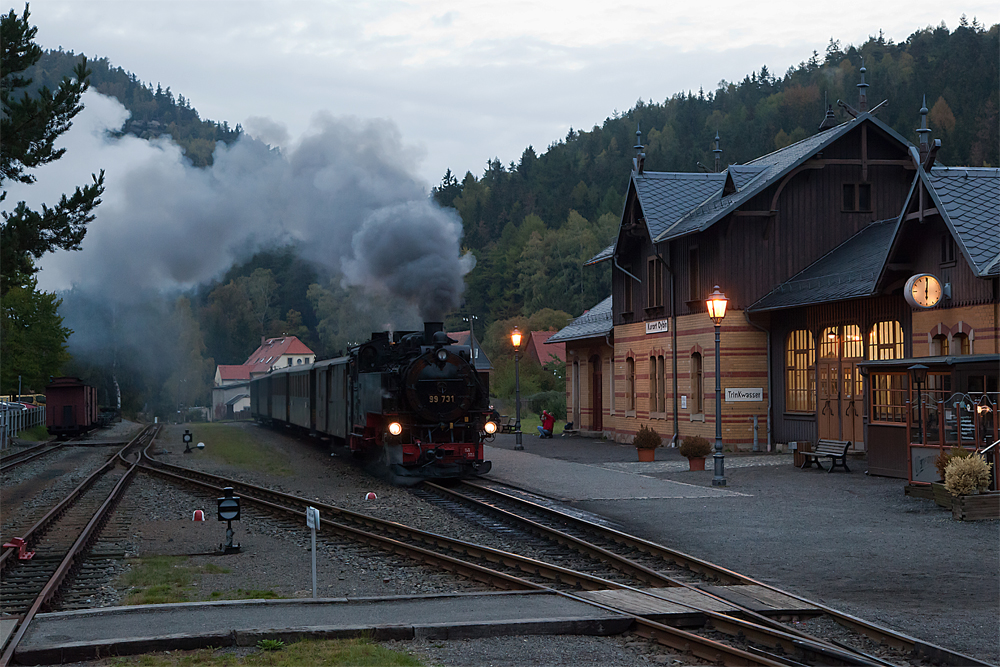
[688,456,706,471]
[951,491,1000,521]
[637,448,655,462]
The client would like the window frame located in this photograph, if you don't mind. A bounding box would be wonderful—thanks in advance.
[785,329,816,414]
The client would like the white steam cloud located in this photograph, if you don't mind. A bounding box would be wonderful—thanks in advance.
[5,91,474,320]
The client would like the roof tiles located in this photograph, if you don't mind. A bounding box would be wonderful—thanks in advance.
[548,296,613,343]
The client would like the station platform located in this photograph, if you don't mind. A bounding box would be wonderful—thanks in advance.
[16,591,629,664]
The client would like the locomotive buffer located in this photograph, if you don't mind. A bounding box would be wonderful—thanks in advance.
[217,487,241,553]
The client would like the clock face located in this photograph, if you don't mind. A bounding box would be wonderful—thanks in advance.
[904,273,943,309]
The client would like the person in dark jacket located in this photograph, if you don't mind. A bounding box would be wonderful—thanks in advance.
[537,410,555,438]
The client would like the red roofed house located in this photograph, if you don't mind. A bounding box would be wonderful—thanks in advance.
[526,331,566,367]
[212,336,315,421]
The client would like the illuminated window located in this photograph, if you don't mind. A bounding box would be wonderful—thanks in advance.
[786,330,816,412]
[870,372,907,423]
[869,321,904,360]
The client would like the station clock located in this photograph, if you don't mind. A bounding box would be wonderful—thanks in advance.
[904,273,943,309]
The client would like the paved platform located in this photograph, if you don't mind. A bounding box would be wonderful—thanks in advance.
[16,591,630,664]
[483,444,753,500]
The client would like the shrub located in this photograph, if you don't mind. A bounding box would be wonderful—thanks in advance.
[527,390,566,420]
[679,435,712,459]
[944,455,993,496]
[633,424,662,449]
[935,446,972,481]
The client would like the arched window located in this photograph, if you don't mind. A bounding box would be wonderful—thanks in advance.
[626,357,636,414]
[953,332,970,355]
[932,334,949,356]
[691,353,703,414]
[656,356,666,414]
[786,330,815,412]
[869,321,904,360]
[649,356,658,413]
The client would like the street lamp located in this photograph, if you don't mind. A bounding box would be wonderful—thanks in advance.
[511,327,523,450]
[706,286,728,487]
[909,364,928,445]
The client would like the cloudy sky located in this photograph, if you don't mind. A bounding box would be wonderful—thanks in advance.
[25,1,995,187]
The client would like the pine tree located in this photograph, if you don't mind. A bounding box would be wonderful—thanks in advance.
[1,4,104,295]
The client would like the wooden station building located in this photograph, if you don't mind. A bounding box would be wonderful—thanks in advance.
[550,75,998,479]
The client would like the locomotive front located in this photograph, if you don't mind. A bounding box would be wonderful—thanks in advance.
[352,322,495,482]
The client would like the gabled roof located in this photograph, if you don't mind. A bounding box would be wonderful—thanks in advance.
[217,365,251,382]
[448,330,494,371]
[652,113,912,243]
[526,331,566,365]
[548,296,613,343]
[244,336,315,375]
[924,167,1000,276]
[748,219,897,312]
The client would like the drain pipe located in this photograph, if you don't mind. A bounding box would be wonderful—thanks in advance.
[744,310,771,452]
[654,246,680,448]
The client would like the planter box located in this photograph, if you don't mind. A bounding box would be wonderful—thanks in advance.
[931,482,952,508]
[637,448,655,462]
[952,491,1000,521]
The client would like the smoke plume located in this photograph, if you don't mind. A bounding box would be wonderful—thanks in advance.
[5,91,474,320]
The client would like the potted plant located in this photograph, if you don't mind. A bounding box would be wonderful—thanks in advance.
[944,454,998,520]
[932,447,973,507]
[679,435,712,471]
[633,424,661,462]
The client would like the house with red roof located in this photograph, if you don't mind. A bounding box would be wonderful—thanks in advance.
[526,331,565,367]
[212,336,315,421]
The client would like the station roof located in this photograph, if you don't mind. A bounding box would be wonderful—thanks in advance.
[548,296,613,343]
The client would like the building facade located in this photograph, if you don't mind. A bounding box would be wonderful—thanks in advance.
[552,87,998,467]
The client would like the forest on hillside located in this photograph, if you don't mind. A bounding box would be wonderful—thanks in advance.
[23,21,998,417]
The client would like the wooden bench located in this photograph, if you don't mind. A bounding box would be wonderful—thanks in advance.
[500,416,517,433]
[798,439,852,472]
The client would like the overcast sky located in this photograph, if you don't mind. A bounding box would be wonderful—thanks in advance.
[25,1,996,188]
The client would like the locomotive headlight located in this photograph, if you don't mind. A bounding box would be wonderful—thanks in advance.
[484,421,497,434]
[436,349,448,362]
[388,421,403,436]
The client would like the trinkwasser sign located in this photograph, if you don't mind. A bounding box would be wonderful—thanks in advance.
[725,388,763,402]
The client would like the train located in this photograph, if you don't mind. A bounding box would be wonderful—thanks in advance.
[249,322,496,483]
[45,377,100,437]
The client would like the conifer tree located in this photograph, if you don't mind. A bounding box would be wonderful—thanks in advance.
[1,4,104,296]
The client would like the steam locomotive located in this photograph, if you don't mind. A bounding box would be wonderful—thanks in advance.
[249,322,495,483]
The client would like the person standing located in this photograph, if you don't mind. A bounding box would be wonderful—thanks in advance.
[537,410,555,438]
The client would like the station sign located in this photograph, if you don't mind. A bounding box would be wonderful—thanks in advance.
[645,319,669,334]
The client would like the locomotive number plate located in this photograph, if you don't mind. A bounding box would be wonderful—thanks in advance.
[428,395,455,403]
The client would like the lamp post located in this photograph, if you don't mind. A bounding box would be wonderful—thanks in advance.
[706,286,728,487]
[909,364,928,445]
[511,327,523,450]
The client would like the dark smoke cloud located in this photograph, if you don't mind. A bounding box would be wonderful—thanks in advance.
[7,92,474,320]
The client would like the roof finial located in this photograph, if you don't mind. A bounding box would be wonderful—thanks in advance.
[819,91,838,131]
[633,124,646,175]
[712,131,722,173]
[857,58,869,112]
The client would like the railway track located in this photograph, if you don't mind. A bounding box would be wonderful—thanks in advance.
[134,454,989,667]
[0,426,157,667]
[413,479,992,667]
[0,441,69,474]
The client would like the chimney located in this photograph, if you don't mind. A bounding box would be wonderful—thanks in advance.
[632,125,646,175]
[818,92,838,131]
[857,59,869,112]
[916,94,932,162]
[424,321,443,344]
[712,132,722,173]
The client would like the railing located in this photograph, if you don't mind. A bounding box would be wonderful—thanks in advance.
[0,407,46,451]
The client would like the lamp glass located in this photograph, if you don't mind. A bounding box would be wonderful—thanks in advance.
[706,286,728,323]
[511,328,522,349]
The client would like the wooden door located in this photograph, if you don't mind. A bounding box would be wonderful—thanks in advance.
[841,361,863,446]
[590,355,603,431]
[818,360,840,440]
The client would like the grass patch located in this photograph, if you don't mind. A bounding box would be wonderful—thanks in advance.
[103,638,425,665]
[16,425,50,442]
[120,557,279,605]
[182,424,292,475]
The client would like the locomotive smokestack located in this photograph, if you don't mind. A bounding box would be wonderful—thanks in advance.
[424,322,443,344]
